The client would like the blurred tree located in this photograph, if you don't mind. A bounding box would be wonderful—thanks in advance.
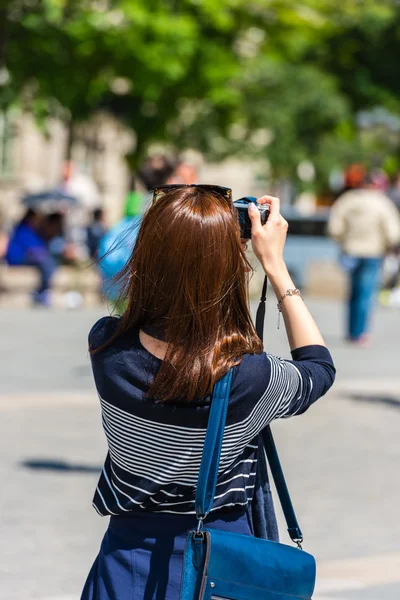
[0,0,399,183]
[1,0,255,159]
[260,0,400,182]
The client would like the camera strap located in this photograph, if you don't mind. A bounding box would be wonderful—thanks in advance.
[254,274,304,545]
[255,275,268,342]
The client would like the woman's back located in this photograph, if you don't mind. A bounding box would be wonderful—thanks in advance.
[90,316,334,518]
[81,185,335,600]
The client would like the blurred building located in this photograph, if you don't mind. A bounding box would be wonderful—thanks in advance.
[0,107,269,233]
[0,109,135,228]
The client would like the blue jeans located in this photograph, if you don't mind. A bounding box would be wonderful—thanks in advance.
[348,257,382,339]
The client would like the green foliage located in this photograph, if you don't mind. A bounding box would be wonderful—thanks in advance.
[1,0,400,183]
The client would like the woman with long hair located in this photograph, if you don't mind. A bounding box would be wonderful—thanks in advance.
[81,185,335,600]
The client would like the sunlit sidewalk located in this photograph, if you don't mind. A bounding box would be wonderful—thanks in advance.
[1,304,399,600]
[315,552,400,599]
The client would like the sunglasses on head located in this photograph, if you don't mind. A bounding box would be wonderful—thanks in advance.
[152,184,232,203]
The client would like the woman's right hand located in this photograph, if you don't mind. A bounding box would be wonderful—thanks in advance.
[248,195,288,276]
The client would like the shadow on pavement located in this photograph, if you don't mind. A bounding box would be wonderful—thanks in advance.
[349,393,400,410]
[20,459,102,473]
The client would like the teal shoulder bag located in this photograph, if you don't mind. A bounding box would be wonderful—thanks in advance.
[180,369,316,600]
[180,276,316,599]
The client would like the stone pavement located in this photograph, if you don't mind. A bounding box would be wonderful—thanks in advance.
[0,299,399,600]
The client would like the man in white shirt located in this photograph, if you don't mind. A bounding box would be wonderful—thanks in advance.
[328,174,400,345]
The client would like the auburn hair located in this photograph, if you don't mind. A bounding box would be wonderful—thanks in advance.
[93,187,263,401]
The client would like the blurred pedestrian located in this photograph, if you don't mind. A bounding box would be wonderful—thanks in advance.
[168,160,198,185]
[379,172,400,305]
[0,205,7,260]
[343,163,365,192]
[98,157,176,308]
[60,160,101,262]
[137,154,178,193]
[369,168,390,192]
[40,212,80,264]
[328,173,400,345]
[388,172,400,212]
[60,160,100,212]
[86,208,107,259]
[6,209,57,306]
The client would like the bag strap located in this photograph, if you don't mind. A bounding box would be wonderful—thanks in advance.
[194,368,233,520]
[194,275,303,546]
[261,428,303,544]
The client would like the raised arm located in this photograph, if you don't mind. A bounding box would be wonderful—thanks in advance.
[248,196,326,351]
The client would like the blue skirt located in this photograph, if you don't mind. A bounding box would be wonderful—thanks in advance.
[81,510,252,600]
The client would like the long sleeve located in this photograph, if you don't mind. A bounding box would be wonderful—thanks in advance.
[231,345,336,436]
[283,345,336,416]
[327,197,347,244]
[380,196,400,250]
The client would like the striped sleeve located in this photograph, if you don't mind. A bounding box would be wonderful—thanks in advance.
[233,345,335,434]
[283,344,336,416]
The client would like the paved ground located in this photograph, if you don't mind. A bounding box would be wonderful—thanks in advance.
[0,299,399,600]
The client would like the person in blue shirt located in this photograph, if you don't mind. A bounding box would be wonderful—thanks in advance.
[98,157,177,308]
[6,208,57,306]
[97,185,142,307]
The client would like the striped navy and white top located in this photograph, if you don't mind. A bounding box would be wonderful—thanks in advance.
[89,317,335,517]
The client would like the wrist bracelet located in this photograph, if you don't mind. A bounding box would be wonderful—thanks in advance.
[277,288,303,329]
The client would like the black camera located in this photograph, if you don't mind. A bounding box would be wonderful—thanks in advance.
[234,196,270,240]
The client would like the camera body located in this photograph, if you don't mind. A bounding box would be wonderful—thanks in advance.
[234,196,270,240]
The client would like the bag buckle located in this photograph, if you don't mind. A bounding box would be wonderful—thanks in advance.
[294,537,303,550]
[194,517,205,540]
[288,527,304,550]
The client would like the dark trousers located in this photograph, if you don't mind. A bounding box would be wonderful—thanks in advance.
[81,511,251,600]
[348,257,382,339]
[25,248,56,295]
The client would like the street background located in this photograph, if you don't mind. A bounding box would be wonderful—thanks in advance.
[0,299,399,600]
[1,2,400,600]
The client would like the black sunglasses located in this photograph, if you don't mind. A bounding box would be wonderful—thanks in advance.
[152,184,232,203]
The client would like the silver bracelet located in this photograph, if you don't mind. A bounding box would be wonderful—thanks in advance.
[277,288,303,329]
